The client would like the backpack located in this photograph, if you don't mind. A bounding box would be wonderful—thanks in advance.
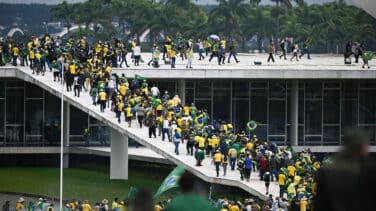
[174,132,181,140]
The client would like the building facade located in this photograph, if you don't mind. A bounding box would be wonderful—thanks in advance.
[1,77,376,147]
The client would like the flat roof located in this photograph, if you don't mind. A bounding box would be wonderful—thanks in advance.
[113,53,376,79]
[1,54,376,79]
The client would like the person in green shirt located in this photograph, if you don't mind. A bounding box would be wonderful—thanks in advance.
[165,172,216,211]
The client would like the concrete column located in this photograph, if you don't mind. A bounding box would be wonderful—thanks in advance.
[178,79,186,105]
[63,102,70,168]
[290,80,299,146]
[63,154,69,169]
[110,129,128,180]
[63,102,70,147]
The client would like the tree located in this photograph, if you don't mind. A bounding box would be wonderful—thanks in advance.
[50,1,77,35]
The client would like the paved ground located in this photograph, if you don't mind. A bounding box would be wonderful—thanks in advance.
[10,66,280,200]
[114,53,376,71]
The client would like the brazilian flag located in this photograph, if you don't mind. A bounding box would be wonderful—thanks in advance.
[362,51,375,61]
[195,115,204,127]
[135,74,146,81]
[126,186,138,203]
[246,120,258,131]
[154,165,185,199]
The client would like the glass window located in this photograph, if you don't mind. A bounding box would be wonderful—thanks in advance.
[232,100,249,132]
[324,82,340,89]
[323,126,340,145]
[5,126,24,146]
[185,81,194,89]
[185,89,194,105]
[44,121,60,146]
[232,81,249,98]
[44,92,61,125]
[70,106,89,135]
[359,126,376,145]
[305,101,322,135]
[269,100,286,135]
[342,81,358,99]
[268,136,286,146]
[0,81,4,98]
[269,81,286,99]
[251,125,267,140]
[195,100,211,121]
[90,125,111,144]
[251,81,267,88]
[158,81,177,96]
[0,100,4,136]
[360,81,376,89]
[323,90,340,124]
[341,100,357,133]
[195,81,211,98]
[89,116,100,125]
[298,125,304,145]
[251,89,267,124]
[25,100,43,135]
[359,90,376,124]
[25,136,43,146]
[25,83,43,98]
[213,80,230,89]
[6,88,24,124]
[6,80,24,88]
[305,82,322,99]
[305,136,322,146]
[213,89,231,122]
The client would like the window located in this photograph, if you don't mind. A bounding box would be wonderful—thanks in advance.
[251,89,267,124]
[70,106,88,135]
[323,90,340,124]
[269,81,286,99]
[269,100,286,135]
[195,81,211,98]
[25,100,43,135]
[6,88,24,124]
[341,100,357,133]
[359,90,376,124]
[305,101,322,135]
[25,83,43,98]
[232,100,249,132]
[232,81,249,98]
[213,89,231,122]
[305,82,322,99]
[323,126,340,145]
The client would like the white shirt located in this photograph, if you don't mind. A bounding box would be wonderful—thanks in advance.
[198,42,203,50]
[150,86,159,96]
[163,119,170,129]
[108,79,115,89]
[133,46,141,56]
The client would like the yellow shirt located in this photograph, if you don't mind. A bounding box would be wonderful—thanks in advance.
[82,203,92,211]
[229,205,240,211]
[12,47,19,56]
[154,205,162,211]
[194,136,206,148]
[119,85,126,96]
[29,50,35,59]
[99,92,106,101]
[15,202,24,211]
[117,102,124,111]
[278,174,286,186]
[125,107,133,117]
[213,152,221,162]
[246,142,254,150]
[300,199,307,211]
[183,106,190,115]
[288,165,296,176]
[69,64,76,75]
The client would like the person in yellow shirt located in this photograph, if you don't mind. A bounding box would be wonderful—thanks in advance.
[15,198,24,211]
[98,90,107,112]
[29,48,35,69]
[170,48,176,68]
[194,134,206,150]
[278,171,287,197]
[111,198,119,210]
[125,105,133,128]
[213,150,222,177]
[12,46,19,66]
[154,202,163,211]
[82,200,91,211]
[300,196,308,211]
[287,165,296,180]
[116,101,124,123]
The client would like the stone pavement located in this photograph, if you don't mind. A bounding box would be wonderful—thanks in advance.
[9,66,279,200]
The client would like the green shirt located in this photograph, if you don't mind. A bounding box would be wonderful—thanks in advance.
[165,193,216,211]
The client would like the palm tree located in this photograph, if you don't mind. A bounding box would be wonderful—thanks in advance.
[209,0,250,37]
[50,1,77,35]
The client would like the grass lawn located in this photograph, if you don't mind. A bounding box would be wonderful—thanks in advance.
[0,167,165,203]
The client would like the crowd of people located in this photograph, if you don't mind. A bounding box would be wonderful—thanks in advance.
[0,34,351,211]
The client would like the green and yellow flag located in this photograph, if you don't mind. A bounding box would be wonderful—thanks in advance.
[154,165,185,199]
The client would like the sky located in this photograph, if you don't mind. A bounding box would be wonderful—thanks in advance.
[0,0,354,5]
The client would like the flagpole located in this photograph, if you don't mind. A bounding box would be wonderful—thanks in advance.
[59,63,64,210]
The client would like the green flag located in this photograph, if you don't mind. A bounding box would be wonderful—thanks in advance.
[154,165,185,199]
[135,74,146,81]
[126,186,138,203]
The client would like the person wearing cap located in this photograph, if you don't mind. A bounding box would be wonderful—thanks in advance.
[173,129,181,155]
[47,204,54,211]
[98,89,107,112]
[16,198,25,211]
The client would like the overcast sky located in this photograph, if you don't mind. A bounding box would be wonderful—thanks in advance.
[0,0,353,5]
